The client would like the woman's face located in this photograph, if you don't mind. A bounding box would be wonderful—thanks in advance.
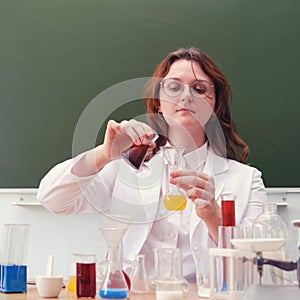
[159,59,215,133]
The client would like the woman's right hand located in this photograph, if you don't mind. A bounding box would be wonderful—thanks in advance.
[102,119,157,161]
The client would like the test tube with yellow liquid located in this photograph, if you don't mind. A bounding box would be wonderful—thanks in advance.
[67,275,76,292]
[67,254,77,292]
[163,146,187,211]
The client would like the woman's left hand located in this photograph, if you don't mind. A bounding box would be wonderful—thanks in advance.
[169,169,218,220]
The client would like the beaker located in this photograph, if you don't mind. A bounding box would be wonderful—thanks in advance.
[153,248,189,299]
[75,253,96,298]
[163,146,187,211]
[0,223,30,293]
[155,248,184,280]
[99,227,129,299]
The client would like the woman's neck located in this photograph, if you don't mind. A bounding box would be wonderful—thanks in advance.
[168,126,206,154]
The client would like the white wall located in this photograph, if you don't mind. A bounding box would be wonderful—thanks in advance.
[0,188,299,282]
[0,189,106,281]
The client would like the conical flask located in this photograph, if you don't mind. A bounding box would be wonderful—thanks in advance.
[130,254,150,294]
[163,146,187,211]
[99,227,129,299]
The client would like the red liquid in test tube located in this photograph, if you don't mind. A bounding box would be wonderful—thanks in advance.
[221,195,236,226]
[220,194,236,291]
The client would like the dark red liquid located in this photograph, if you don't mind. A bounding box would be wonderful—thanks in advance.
[76,262,96,298]
[123,270,131,290]
[221,200,236,226]
[123,144,149,169]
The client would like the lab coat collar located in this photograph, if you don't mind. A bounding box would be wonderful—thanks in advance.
[203,146,228,177]
[184,142,208,170]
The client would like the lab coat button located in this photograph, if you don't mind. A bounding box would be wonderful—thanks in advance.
[168,232,176,240]
[192,243,199,250]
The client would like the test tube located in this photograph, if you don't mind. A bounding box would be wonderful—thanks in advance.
[221,194,236,226]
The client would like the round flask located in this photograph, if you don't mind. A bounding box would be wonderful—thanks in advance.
[252,203,288,239]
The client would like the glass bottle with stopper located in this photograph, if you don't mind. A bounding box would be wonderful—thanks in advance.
[163,146,187,211]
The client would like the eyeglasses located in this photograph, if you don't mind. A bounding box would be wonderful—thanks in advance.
[160,78,214,99]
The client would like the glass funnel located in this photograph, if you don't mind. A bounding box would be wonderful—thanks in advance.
[99,227,129,299]
[163,146,187,211]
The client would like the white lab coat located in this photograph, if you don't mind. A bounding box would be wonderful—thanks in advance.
[37,146,266,262]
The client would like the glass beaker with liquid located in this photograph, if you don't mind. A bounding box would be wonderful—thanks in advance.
[0,223,30,293]
[75,253,96,298]
[99,227,129,299]
[154,248,189,300]
[163,146,187,211]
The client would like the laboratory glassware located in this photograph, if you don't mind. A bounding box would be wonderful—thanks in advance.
[163,146,187,210]
[130,254,150,294]
[75,253,96,298]
[0,223,30,293]
[99,227,129,299]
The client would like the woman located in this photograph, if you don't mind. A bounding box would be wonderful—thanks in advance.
[37,47,266,281]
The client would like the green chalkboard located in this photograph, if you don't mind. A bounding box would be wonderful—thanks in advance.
[0,0,299,187]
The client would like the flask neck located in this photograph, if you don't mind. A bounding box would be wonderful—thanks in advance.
[107,244,123,271]
[168,183,182,193]
[264,203,278,215]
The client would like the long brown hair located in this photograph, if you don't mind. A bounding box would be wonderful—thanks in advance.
[144,47,249,162]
